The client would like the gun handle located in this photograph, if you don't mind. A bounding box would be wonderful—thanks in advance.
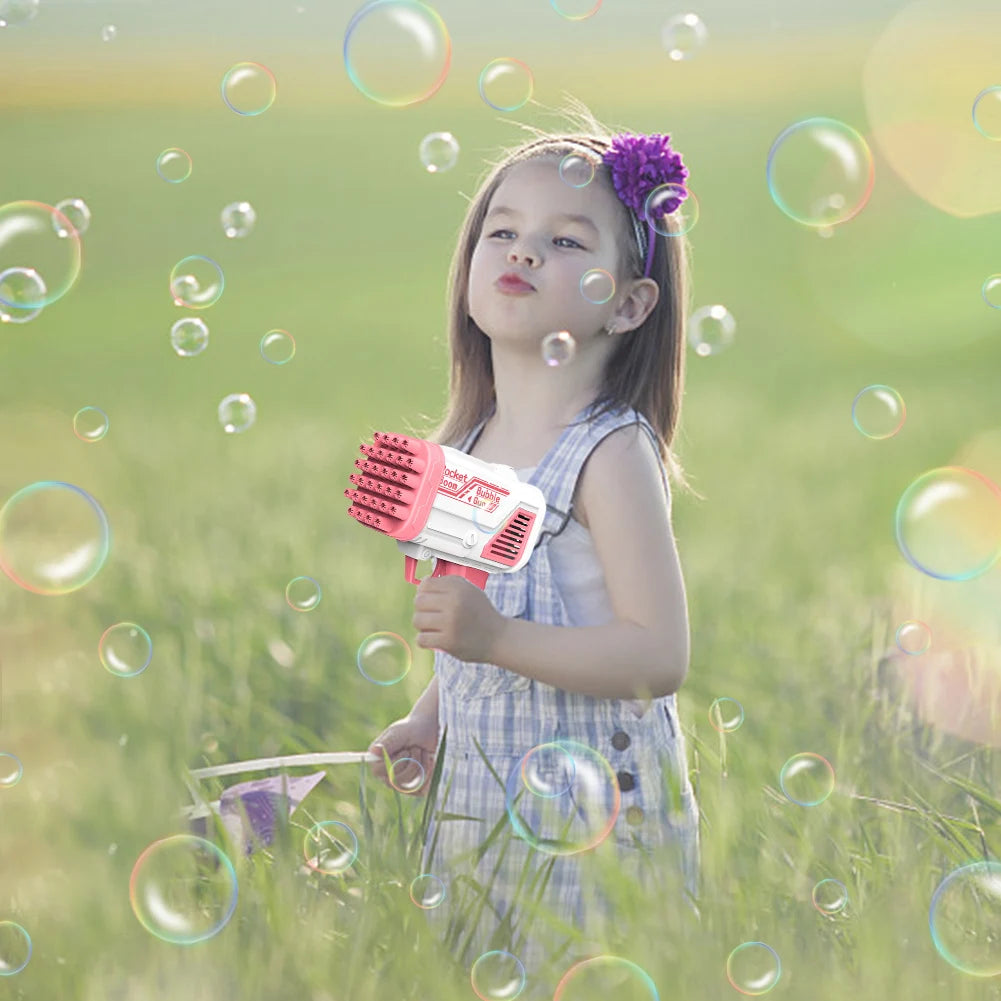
[403,556,489,590]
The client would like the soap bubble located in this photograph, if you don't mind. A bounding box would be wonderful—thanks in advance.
[101,24,116,41]
[419,131,459,173]
[0,752,23,788]
[409,873,446,908]
[221,61,276,116]
[542,330,576,367]
[357,631,411,684]
[688,304,735,356]
[894,467,1001,581]
[554,955,659,1000]
[99,622,153,677]
[388,755,426,793]
[129,835,237,944]
[285,575,321,611]
[708,697,744,732]
[851,385,905,439]
[170,317,209,357]
[972,86,1001,141]
[895,619,931,655]
[0,0,39,28]
[550,0,602,21]
[644,183,698,236]
[170,256,224,309]
[303,820,358,874]
[779,752,835,806]
[0,200,82,308]
[812,878,849,915]
[661,12,708,61]
[217,393,256,434]
[471,950,527,1001]
[221,201,256,239]
[0,481,110,595]
[0,920,32,976]
[580,268,614,304]
[478,57,533,112]
[260,328,295,364]
[725,942,781,995]
[156,148,192,184]
[982,275,1001,309]
[72,406,109,442]
[929,860,1001,976]
[0,267,46,324]
[559,153,596,188]
[343,0,451,108]
[52,198,91,237]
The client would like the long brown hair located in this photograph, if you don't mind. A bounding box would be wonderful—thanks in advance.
[408,97,696,493]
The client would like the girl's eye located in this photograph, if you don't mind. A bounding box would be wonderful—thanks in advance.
[487,229,514,239]
[554,236,584,249]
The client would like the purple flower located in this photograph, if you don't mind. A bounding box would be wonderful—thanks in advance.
[602,133,689,221]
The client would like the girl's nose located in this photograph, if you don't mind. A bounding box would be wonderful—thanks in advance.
[507,244,537,267]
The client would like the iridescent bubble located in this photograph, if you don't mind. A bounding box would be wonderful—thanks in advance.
[99,622,153,678]
[0,481,110,595]
[221,201,256,239]
[972,86,1001,141]
[388,755,426,794]
[471,950,526,1001]
[129,835,237,944]
[851,384,905,439]
[559,153,596,188]
[0,200,82,308]
[200,732,219,754]
[170,255,224,309]
[0,267,46,324]
[505,740,619,855]
[73,406,109,442]
[101,24,117,42]
[419,131,459,173]
[0,920,31,976]
[894,467,1001,581]
[580,268,614,305]
[725,942,781,996]
[170,317,209,357]
[661,12,708,61]
[52,198,91,238]
[221,61,276,116]
[343,0,451,108]
[982,275,1001,309]
[0,751,23,788]
[156,148,192,184]
[812,878,849,915]
[708,696,744,733]
[895,619,931,655]
[409,873,446,908]
[929,860,1001,976]
[550,0,602,21]
[779,752,835,806]
[260,328,295,364]
[554,956,659,1000]
[285,575,321,611]
[644,183,698,236]
[688,304,735,357]
[0,0,38,28]
[303,820,358,874]
[541,330,576,367]
[767,118,874,228]
[217,393,257,434]
[357,631,412,685]
[478,58,533,112]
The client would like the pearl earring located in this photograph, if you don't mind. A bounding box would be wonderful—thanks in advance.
[605,321,618,336]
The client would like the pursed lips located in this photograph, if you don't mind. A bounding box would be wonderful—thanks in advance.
[496,273,535,294]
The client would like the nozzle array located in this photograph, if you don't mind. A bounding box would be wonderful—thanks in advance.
[344,432,423,536]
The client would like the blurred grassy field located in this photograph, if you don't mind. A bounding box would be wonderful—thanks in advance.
[2,20,1001,1001]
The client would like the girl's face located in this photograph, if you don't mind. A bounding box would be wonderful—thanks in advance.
[467,155,633,347]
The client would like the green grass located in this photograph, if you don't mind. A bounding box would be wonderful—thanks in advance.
[2,28,1001,1001]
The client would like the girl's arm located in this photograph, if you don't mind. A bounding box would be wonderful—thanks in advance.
[408,672,440,722]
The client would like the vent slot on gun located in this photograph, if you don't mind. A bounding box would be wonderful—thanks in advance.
[482,508,537,567]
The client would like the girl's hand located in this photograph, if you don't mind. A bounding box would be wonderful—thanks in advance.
[368,712,439,796]
[412,575,506,664]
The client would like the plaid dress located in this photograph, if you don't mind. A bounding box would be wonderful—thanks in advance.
[421,400,700,993]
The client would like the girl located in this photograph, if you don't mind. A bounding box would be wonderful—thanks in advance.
[368,100,700,995]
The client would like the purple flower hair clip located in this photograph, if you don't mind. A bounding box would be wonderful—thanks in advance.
[603,132,689,278]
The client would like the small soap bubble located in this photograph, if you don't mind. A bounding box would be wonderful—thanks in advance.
[972,86,1001,141]
[661,12,708,61]
[550,0,602,20]
[541,330,576,367]
[0,267,46,324]
[688,304,735,356]
[0,920,32,976]
[221,61,276,116]
[471,950,527,1001]
[101,24,116,41]
[170,317,209,357]
[929,860,1001,976]
[52,198,91,238]
[851,385,905,439]
[419,131,459,173]
[644,183,698,236]
[130,835,237,943]
[895,619,931,655]
[559,153,596,188]
[779,752,835,806]
[708,696,744,732]
[0,752,23,788]
[478,57,534,112]
[0,201,83,308]
[0,0,39,28]
[221,201,256,239]
[343,0,451,107]
[200,732,220,754]
[357,631,412,685]
[260,328,295,364]
[554,955,659,1000]
[580,268,614,305]
[812,878,849,915]
[982,274,1001,309]
[725,942,781,996]
[73,406,109,442]
[285,575,321,611]
[409,873,446,908]
[303,821,358,874]
[156,148,192,184]
[217,393,257,434]
[388,756,426,794]
[170,255,224,309]
[99,622,153,677]
[895,467,1001,581]
[0,481,110,595]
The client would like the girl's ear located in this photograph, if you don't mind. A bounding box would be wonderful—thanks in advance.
[616,277,660,332]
